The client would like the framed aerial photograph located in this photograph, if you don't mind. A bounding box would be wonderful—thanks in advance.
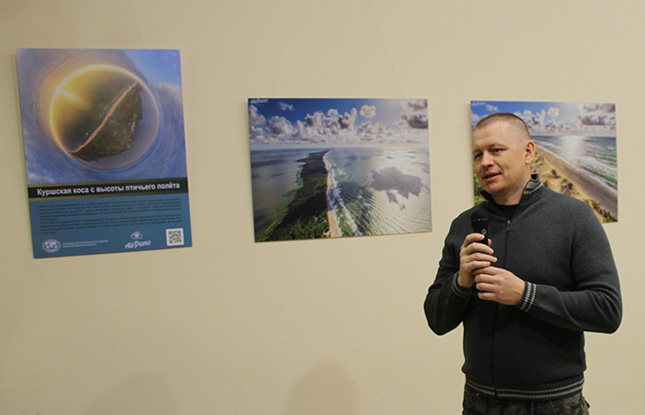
[249,98,432,242]
[471,100,617,223]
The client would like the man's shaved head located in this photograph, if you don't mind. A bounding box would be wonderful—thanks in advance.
[474,112,531,142]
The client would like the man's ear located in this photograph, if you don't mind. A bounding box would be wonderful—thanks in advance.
[525,140,536,165]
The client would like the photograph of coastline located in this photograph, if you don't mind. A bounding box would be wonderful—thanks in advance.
[249,98,431,242]
[471,100,617,223]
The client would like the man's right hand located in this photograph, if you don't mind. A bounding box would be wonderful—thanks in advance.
[457,233,497,288]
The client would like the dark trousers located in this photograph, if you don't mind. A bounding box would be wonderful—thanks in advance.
[463,385,590,415]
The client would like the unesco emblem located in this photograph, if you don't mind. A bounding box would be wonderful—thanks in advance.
[42,239,62,253]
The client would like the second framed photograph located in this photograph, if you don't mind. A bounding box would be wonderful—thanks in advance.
[471,100,617,223]
[248,98,432,242]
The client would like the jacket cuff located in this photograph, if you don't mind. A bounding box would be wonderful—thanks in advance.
[452,273,473,298]
[518,281,537,312]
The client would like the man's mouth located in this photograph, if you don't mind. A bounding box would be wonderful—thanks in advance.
[483,172,500,181]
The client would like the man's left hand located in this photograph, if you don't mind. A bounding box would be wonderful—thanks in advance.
[473,267,525,306]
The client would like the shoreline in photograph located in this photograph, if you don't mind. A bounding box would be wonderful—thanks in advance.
[533,147,617,222]
[253,146,432,241]
[324,157,341,238]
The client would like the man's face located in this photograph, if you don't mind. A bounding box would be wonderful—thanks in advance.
[472,120,535,205]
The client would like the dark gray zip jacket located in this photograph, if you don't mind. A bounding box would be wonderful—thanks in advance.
[424,177,622,400]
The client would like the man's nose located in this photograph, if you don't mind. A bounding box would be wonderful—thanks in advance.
[480,152,494,166]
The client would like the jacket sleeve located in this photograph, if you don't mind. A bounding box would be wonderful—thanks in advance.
[517,207,622,333]
[424,219,474,335]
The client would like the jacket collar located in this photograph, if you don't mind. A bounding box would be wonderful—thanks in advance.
[481,174,544,207]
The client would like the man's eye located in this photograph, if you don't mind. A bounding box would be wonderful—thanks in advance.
[473,153,482,161]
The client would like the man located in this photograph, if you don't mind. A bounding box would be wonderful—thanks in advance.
[424,113,622,414]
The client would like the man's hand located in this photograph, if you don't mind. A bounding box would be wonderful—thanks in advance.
[474,267,525,306]
[458,233,497,289]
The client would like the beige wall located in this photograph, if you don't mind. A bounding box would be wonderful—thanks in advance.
[1,1,642,413]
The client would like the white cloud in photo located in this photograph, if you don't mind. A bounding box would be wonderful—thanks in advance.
[470,101,616,137]
[576,103,616,132]
[471,113,481,128]
[472,101,500,113]
[360,104,376,118]
[278,102,295,111]
[305,111,324,128]
[520,109,546,131]
[544,119,572,134]
[249,125,265,142]
[250,99,429,146]
[513,103,615,136]
[338,108,358,129]
[249,104,266,126]
[267,115,293,137]
[518,109,574,135]
[547,107,560,118]
[357,121,393,140]
[400,99,428,130]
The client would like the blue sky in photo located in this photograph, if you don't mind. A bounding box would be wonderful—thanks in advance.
[249,98,428,148]
[471,100,616,137]
[125,49,182,86]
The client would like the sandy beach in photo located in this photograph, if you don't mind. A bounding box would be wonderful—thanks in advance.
[327,207,340,237]
[324,158,341,238]
[532,147,617,221]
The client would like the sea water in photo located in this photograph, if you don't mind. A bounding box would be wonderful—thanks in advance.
[326,146,431,237]
[532,135,617,192]
[251,148,313,235]
[251,146,431,239]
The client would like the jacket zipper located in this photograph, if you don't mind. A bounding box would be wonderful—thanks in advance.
[492,219,512,397]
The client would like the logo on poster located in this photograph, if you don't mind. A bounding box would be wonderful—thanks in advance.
[125,231,151,250]
[42,239,62,253]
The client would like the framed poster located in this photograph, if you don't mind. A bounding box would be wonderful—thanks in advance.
[17,48,192,257]
[471,100,617,223]
[249,98,431,242]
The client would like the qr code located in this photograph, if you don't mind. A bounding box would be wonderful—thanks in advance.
[166,228,184,246]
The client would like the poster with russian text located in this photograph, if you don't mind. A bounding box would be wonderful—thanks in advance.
[249,98,431,242]
[17,48,192,258]
[471,100,617,223]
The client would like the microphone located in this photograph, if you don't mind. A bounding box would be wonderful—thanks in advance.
[470,210,489,245]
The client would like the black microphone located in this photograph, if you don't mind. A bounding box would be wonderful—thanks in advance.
[470,210,489,245]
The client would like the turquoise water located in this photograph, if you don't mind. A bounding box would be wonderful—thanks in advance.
[325,146,432,237]
[532,135,617,191]
[250,146,432,238]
